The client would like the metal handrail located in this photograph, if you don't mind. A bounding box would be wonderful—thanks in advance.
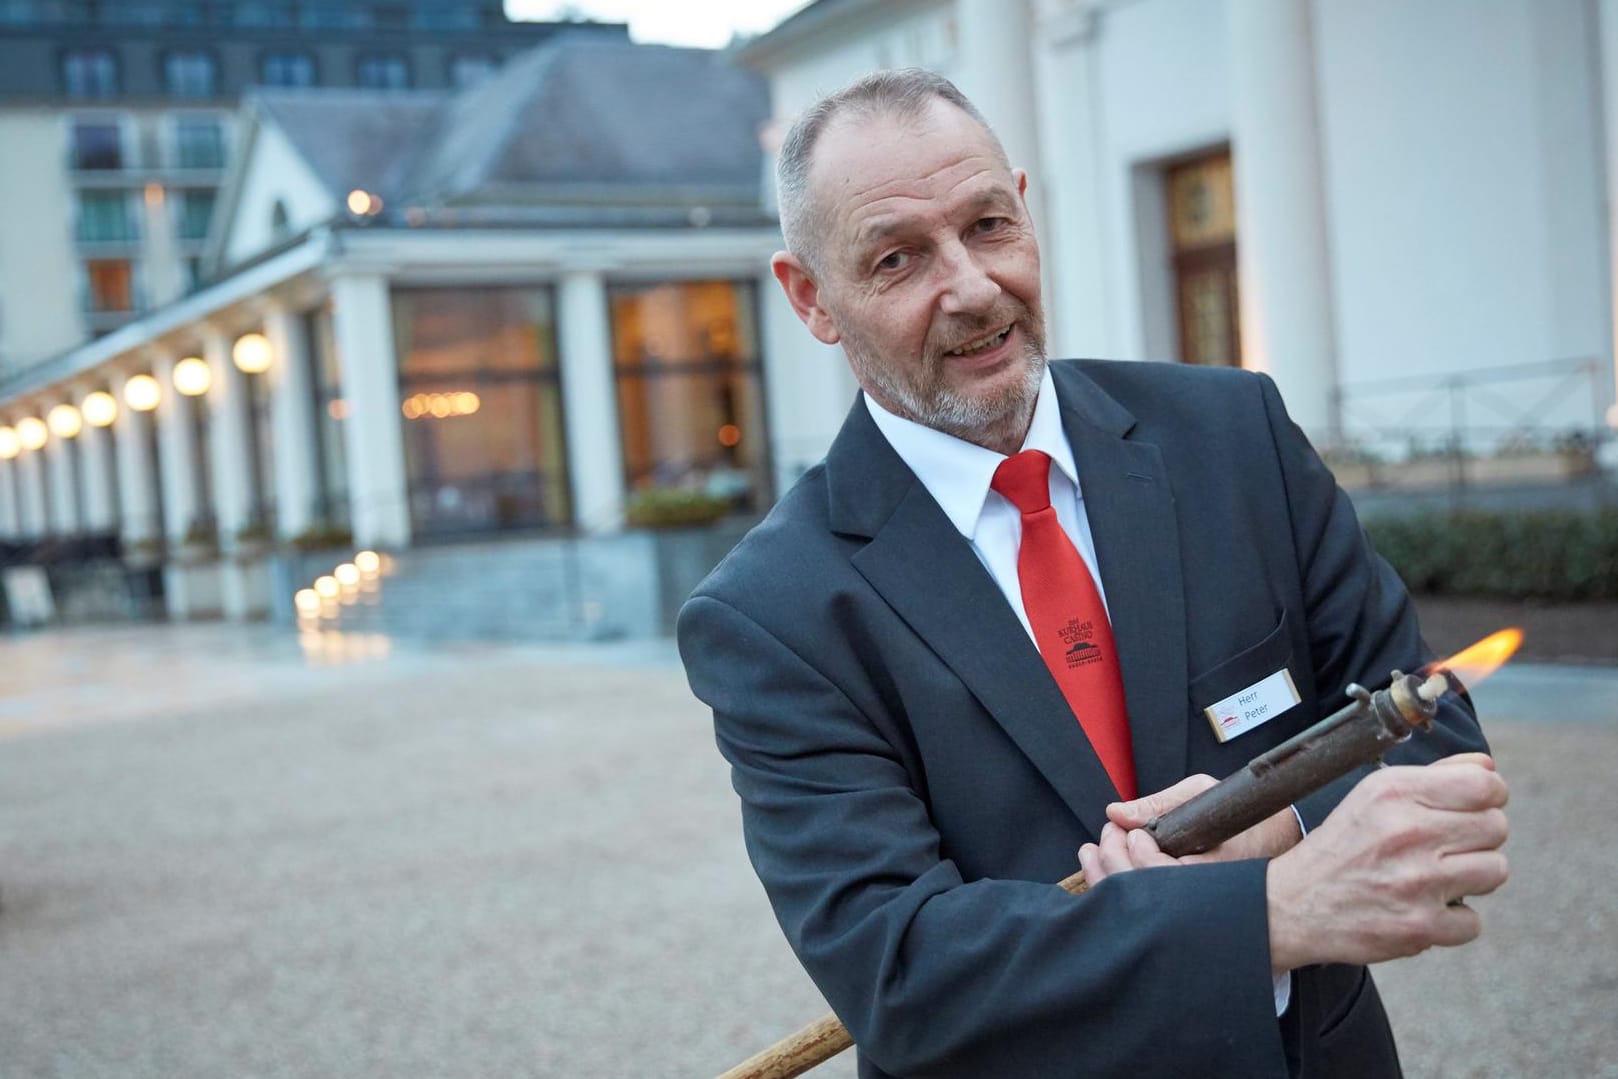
[1326,355,1611,456]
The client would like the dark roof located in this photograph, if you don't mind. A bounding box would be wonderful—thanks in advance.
[250,38,771,227]
[253,90,449,204]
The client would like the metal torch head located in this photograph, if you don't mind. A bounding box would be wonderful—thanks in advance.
[1386,669,1448,732]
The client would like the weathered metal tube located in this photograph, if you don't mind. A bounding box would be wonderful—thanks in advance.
[1144,671,1442,856]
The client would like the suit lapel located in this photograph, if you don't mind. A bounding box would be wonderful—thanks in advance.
[826,396,1118,840]
[1052,363,1191,797]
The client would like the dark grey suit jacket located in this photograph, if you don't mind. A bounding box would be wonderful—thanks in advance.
[678,360,1486,1078]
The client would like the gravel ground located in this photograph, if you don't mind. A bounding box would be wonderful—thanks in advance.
[0,624,1612,1078]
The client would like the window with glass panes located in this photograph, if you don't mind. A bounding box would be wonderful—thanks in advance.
[177,190,215,241]
[392,287,570,536]
[165,52,216,99]
[610,280,771,512]
[356,54,409,90]
[84,260,135,311]
[62,49,118,97]
[174,117,224,169]
[261,51,315,87]
[77,191,137,243]
[70,120,122,169]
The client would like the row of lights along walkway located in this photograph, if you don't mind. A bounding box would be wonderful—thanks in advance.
[293,549,393,663]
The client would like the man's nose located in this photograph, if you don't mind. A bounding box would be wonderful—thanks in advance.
[936,242,1001,315]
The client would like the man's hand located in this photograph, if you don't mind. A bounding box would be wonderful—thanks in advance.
[1075,774,1303,886]
[1265,752,1509,971]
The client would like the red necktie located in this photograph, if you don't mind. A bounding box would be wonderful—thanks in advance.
[992,450,1137,800]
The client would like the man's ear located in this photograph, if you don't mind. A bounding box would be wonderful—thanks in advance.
[1013,167,1031,215]
[771,252,841,346]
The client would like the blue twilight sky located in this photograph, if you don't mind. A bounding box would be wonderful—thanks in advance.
[504,0,808,49]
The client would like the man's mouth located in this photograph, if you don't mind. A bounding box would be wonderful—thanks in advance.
[945,325,1012,357]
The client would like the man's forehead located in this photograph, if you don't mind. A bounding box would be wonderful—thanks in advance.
[808,102,1012,229]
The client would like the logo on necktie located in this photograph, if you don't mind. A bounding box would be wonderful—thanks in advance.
[1057,618,1103,668]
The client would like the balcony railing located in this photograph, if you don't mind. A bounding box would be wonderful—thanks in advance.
[1323,356,1614,498]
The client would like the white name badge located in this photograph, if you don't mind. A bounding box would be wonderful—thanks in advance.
[1204,668,1302,743]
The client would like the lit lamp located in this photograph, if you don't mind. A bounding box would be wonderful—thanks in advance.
[232,332,273,374]
[347,189,382,216]
[0,427,18,459]
[81,391,118,428]
[124,374,161,412]
[47,403,83,439]
[16,417,48,451]
[173,356,212,397]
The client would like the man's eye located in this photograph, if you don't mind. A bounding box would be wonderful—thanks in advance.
[974,216,1008,234]
[876,251,910,271]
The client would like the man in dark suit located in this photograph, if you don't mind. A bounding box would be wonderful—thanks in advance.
[677,69,1509,1078]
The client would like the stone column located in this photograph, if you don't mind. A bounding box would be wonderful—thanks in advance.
[1597,0,1618,431]
[957,0,1052,288]
[154,351,204,619]
[759,271,853,496]
[558,269,625,532]
[154,353,201,543]
[204,325,259,619]
[15,444,48,539]
[330,273,410,548]
[1031,0,1112,357]
[42,405,81,535]
[264,301,319,542]
[1229,0,1338,439]
[110,371,162,544]
[76,390,118,533]
[203,325,255,549]
[0,456,18,538]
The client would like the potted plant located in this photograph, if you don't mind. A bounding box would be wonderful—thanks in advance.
[288,524,354,552]
[234,519,274,562]
[122,535,165,569]
[178,517,219,564]
[624,488,732,530]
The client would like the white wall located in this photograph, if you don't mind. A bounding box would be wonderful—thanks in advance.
[1314,0,1609,432]
[0,111,87,372]
[767,3,959,120]
[221,120,337,269]
[1090,0,1233,363]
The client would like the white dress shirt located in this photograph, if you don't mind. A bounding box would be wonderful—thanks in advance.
[863,368,1105,644]
[863,365,1293,1016]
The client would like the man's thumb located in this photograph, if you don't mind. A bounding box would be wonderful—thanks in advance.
[1106,775,1216,828]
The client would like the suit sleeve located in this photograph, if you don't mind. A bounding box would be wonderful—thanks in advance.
[679,592,1291,1078]
[1253,373,1489,831]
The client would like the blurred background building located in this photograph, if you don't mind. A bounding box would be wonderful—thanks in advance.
[0,0,621,369]
[0,0,1614,641]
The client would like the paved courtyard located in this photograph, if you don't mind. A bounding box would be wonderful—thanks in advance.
[0,623,1614,1078]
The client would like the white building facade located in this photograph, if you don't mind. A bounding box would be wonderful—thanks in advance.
[0,41,786,636]
[741,0,1618,450]
[3,5,1615,637]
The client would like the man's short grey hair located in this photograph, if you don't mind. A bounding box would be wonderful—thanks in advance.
[775,68,1006,273]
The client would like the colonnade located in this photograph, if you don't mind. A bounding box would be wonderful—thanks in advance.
[0,269,632,620]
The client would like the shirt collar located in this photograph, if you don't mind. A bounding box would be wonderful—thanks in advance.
[863,366,1080,539]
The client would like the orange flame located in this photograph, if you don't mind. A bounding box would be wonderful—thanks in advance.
[1423,627,1524,691]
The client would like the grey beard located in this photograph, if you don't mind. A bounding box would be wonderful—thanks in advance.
[855,333,1047,450]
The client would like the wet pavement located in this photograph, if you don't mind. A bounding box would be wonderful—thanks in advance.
[0,623,1613,1078]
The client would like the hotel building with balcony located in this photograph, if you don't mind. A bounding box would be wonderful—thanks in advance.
[0,0,624,376]
[0,34,850,638]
